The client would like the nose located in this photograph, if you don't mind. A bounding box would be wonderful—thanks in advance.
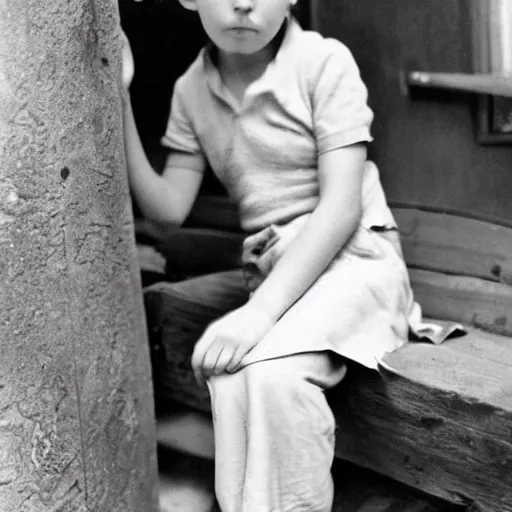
[233,0,253,14]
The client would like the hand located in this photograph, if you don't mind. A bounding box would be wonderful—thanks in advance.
[191,304,275,386]
[121,30,134,92]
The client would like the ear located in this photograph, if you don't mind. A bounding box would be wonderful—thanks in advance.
[177,0,198,11]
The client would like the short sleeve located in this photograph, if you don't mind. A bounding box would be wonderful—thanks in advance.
[311,42,374,155]
[160,78,202,155]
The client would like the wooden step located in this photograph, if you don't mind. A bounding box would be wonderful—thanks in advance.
[157,447,460,512]
[156,411,215,460]
[158,448,215,512]
[331,328,512,512]
[159,473,214,512]
[140,204,512,511]
[144,276,512,511]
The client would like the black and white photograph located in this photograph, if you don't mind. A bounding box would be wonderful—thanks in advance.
[0,1,511,510]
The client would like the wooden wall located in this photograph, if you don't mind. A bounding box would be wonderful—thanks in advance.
[313,0,512,226]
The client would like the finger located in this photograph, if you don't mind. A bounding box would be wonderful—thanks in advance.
[191,329,217,386]
[225,347,249,374]
[192,349,207,386]
[212,346,237,376]
[193,366,205,388]
[192,343,207,387]
[193,348,212,388]
[191,327,216,372]
[121,32,134,86]
[202,343,225,380]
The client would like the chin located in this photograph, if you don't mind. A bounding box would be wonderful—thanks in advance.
[234,47,264,55]
[222,42,269,56]
[214,34,269,55]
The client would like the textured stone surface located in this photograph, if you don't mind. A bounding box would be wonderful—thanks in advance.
[0,0,158,510]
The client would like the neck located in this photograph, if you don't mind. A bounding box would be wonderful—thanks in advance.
[218,45,274,84]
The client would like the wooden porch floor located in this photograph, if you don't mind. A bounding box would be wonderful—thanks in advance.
[157,446,465,512]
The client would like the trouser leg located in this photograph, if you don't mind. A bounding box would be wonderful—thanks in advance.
[208,352,347,512]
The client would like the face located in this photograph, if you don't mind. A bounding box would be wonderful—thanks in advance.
[179,0,296,55]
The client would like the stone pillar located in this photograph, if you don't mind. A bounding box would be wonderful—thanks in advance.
[0,0,159,510]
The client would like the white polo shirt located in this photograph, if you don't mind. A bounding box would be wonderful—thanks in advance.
[162,18,395,233]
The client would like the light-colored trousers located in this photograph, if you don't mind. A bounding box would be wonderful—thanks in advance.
[169,270,347,512]
[209,352,346,512]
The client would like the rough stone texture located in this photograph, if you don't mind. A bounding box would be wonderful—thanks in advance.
[0,0,159,510]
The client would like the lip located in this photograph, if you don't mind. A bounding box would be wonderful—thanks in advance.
[226,26,258,32]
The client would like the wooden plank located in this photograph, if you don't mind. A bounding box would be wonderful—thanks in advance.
[175,200,512,288]
[137,244,167,275]
[332,361,512,512]
[381,333,512,431]
[337,329,512,512]
[394,208,512,284]
[144,280,242,412]
[431,323,512,368]
[156,412,215,459]
[410,268,512,335]
[135,218,244,278]
[143,199,512,289]
[154,228,244,277]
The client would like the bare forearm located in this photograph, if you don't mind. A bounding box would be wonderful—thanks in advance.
[122,98,187,224]
[249,201,361,321]
[250,144,367,321]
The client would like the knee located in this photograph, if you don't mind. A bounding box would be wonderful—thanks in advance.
[207,369,246,403]
[242,358,304,400]
[243,358,338,432]
[207,360,298,409]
